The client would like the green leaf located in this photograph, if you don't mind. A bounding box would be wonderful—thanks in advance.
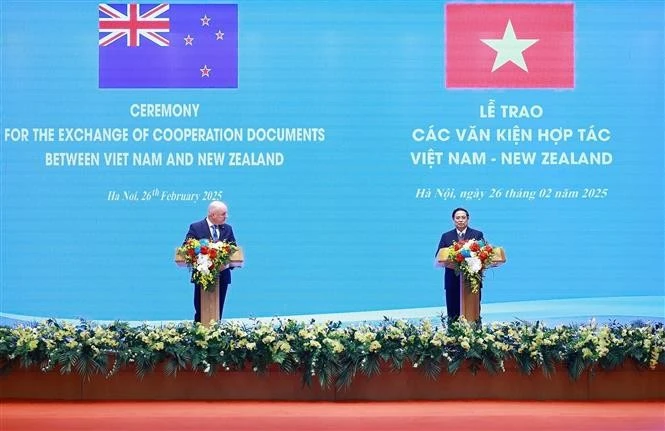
[448,356,464,374]
[568,355,585,380]
[422,359,441,380]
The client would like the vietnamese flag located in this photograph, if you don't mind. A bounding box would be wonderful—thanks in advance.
[445,3,574,88]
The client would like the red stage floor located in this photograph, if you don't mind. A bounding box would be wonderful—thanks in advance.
[1,400,664,431]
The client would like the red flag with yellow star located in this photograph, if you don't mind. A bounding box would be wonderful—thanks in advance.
[445,3,574,88]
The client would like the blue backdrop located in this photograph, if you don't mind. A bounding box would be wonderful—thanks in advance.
[1,0,663,322]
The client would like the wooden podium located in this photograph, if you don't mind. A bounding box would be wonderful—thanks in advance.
[436,247,506,322]
[175,247,244,325]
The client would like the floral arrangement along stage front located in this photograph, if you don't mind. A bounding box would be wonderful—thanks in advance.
[177,238,239,291]
[1,318,662,388]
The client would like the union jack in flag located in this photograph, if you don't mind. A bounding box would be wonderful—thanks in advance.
[99,3,170,47]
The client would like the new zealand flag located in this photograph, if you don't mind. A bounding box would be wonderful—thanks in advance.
[99,3,238,88]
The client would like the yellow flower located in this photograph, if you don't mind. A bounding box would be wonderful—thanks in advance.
[323,338,344,353]
[273,341,291,353]
[369,341,382,352]
[643,339,652,349]
[298,329,315,340]
[354,331,376,343]
[66,340,79,349]
[307,340,322,349]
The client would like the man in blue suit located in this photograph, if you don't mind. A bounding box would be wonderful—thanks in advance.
[436,207,485,320]
[184,200,237,322]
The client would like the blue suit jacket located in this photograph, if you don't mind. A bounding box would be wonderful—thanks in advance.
[185,219,236,285]
[436,227,484,290]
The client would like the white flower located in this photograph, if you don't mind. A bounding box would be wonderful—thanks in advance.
[195,255,213,274]
[196,254,212,266]
[465,256,482,273]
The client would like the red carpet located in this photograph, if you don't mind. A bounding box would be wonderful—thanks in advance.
[1,401,663,431]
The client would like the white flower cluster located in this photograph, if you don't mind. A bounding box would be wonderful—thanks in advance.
[465,256,482,273]
[195,254,213,274]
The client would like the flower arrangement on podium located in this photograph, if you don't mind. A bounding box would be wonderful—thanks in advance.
[447,239,495,294]
[177,238,239,291]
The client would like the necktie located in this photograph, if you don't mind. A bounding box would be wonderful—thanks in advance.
[212,225,219,241]
[458,232,464,241]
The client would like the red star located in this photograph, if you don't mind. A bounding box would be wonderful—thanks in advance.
[215,30,225,40]
[184,35,194,46]
[200,15,211,26]
[200,65,211,77]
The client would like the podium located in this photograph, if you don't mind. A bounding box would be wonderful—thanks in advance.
[175,247,244,325]
[436,247,506,322]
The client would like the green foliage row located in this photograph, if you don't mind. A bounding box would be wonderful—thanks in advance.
[1,318,663,389]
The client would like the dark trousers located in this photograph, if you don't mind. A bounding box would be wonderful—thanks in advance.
[445,286,461,319]
[193,283,229,323]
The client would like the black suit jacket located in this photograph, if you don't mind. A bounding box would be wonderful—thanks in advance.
[436,227,485,290]
[185,219,236,285]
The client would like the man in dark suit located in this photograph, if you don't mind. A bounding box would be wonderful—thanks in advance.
[184,200,237,322]
[436,207,485,320]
